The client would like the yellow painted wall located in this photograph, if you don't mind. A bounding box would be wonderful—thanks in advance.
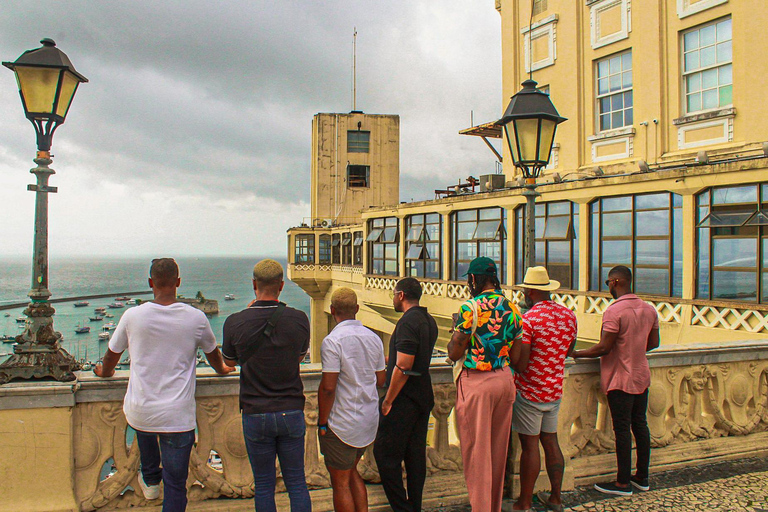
[0,407,77,512]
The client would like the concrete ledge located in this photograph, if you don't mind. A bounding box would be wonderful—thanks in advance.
[0,380,77,410]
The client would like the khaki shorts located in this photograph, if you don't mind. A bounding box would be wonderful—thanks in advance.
[319,426,368,470]
[511,393,561,436]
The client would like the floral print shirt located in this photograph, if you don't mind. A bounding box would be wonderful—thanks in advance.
[454,290,523,371]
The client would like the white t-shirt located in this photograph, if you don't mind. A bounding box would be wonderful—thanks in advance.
[320,319,385,448]
[109,302,217,432]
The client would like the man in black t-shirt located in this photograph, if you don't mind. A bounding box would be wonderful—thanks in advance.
[222,259,311,512]
[374,277,438,512]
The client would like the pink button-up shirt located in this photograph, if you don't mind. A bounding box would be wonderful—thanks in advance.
[600,294,659,394]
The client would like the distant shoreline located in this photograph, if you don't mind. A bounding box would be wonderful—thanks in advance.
[0,291,152,311]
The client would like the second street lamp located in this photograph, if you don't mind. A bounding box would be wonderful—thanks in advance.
[498,79,566,273]
[0,39,88,384]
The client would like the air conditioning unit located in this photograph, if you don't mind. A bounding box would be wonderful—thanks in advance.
[480,174,506,192]
[315,218,334,228]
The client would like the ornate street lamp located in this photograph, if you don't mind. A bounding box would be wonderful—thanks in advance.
[498,79,566,272]
[0,39,88,383]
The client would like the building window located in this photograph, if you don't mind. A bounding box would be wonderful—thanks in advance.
[590,193,683,296]
[347,130,370,153]
[294,234,315,264]
[331,233,341,265]
[453,208,506,282]
[347,165,370,188]
[319,234,331,264]
[353,231,363,265]
[367,217,398,276]
[533,0,547,15]
[696,184,768,303]
[683,18,732,114]
[341,232,352,265]
[596,51,632,132]
[405,213,441,279]
[515,201,579,289]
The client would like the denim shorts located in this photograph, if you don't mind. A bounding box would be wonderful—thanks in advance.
[511,393,561,435]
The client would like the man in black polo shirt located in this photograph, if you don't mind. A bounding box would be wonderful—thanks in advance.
[374,277,438,512]
[222,259,311,512]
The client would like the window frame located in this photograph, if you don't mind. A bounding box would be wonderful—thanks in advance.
[353,231,363,266]
[318,234,331,264]
[347,130,370,153]
[405,213,442,279]
[294,234,315,264]
[347,164,370,188]
[452,207,506,282]
[331,233,341,265]
[595,50,633,133]
[681,17,733,115]
[368,217,399,276]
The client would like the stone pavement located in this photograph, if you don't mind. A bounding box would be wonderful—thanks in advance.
[428,456,768,512]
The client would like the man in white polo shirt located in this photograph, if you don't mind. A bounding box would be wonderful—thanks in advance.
[318,287,386,512]
[94,258,233,512]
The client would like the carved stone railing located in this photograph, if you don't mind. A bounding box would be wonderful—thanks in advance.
[2,341,768,511]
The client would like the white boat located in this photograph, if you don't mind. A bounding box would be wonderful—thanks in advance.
[103,322,117,330]
[16,317,26,323]
[224,294,236,301]
[107,302,124,309]
[98,332,110,341]
[126,299,137,305]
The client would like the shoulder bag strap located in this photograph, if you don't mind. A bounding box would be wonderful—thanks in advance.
[237,302,286,366]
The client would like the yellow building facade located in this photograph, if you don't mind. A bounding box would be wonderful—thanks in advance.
[288,0,768,362]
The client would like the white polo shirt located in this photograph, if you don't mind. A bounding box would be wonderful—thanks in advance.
[109,302,217,432]
[320,319,385,448]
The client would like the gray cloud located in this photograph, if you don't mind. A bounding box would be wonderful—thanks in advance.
[0,0,501,256]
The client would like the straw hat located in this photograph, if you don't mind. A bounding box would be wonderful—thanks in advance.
[517,266,560,291]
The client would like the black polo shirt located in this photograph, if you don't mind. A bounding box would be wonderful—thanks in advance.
[385,306,438,409]
[222,300,310,414]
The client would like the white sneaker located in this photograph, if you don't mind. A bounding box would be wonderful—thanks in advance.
[138,472,160,500]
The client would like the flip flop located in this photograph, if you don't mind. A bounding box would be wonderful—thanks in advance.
[536,491,565,512]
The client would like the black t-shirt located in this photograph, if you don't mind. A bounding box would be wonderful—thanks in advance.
[385,306,438,409]
[222,300,310,414]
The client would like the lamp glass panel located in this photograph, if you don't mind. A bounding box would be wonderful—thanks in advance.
[537,119,557,164]
[15,66,60,115]
[515,118,540,163]
[55,71,80,118]
[503,125,521,163]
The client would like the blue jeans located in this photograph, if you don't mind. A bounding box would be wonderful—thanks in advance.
[135,429,196,512]
[242,410,311,512]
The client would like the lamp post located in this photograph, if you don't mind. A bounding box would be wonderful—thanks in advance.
[498,79,566,272]
[0,39,88,384]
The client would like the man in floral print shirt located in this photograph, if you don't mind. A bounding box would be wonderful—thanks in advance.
[448,257,523,512]
[511,267,577,512]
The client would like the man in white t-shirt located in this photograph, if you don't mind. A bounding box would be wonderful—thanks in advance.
[94,258,233,512]
[318,287,386,512]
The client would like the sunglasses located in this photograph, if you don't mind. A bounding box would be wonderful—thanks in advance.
[605,278,620,287]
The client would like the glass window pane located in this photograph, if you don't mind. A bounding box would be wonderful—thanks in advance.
[457,242,476,260]
[406,226,424,242]
[548,241,570,263]
[624,90,633,108]
[635,268,670,296]
[591,209,600,290]
[426,261,440,279]
[535,217,545,237]
[698,211,754,228]
[610,74,621,91]
[684,31,699,52]
[635,193,668,209]
[611,94,623,111]
[673,206,683,297]
[549,264,571,289]
[700,46,716,68]
[717,19,732,41]
[702,89,718,110]
[384,260,397,275]
[600,114,611,131]
[717,41,732,64]
[719,85,732,106]
[425,242,439,260]
[381,227,398,242]
[548,202,570,215]
[684,51,699,72]
[612,111,623,128]
[543,216,572,239]
[622,70,632,89]
[456,262,469,279]
[702,68,718,89]
[713,186,758,204]
[713,271,757,301]
[719,64,732,85]
[458,221,477,240]
[373,244,383,258]
[598,59,609,77]
[602,212,632,236]
[385,244,397,260]
[478,241,501,261]
[622,52,632,70]
[373,218,384,228]
[474,220,501,240]
[609,56,620,75]
[535,242,546,266]
[713,238,756,268]
[457,210,475,221]
[372,260,383,274]
[636,210,670,236]
[700,24,716,46]
[687,73,701,93]
[480,208,502,220]
[602,240,632,263]
[406,244,424,260]
[636,239,670,265]
[602,196,632,211]
[598,78,609,95]
[687,93,702,113]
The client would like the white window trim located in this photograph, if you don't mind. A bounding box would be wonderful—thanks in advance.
[677,116,734,149]
[677,0,728,19]
[591,135,633,162]
[590,0,632,50]
[522,15,558,73]
[681,18,732,116]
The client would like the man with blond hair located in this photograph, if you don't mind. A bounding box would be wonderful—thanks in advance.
[318,287,386,512]
[223,259,311,512]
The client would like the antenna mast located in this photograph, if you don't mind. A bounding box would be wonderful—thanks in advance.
[352,27,357,111]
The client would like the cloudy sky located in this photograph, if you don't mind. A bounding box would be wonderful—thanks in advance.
[0,1,502,258]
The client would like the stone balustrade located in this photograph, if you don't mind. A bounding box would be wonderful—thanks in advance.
[1,340,767,511]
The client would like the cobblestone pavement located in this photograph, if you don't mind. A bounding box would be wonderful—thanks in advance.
[428,456,768,512]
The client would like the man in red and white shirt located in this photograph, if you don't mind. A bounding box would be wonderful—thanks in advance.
[511,267,577,512]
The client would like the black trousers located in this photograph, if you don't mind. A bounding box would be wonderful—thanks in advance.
[373,394,432,512]
[607,388,651,485]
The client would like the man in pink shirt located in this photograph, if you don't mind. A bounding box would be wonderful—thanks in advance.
[572,265,659,497]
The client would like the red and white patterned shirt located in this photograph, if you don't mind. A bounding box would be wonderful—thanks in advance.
[515,300,577,403]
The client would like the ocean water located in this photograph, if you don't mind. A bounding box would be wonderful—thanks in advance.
[0,256,310,362]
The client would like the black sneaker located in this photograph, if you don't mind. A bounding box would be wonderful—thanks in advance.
[594,481,633,496]
[630,476,650,491]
